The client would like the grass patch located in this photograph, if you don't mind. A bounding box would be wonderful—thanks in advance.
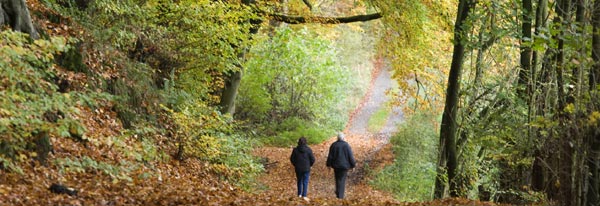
[370,111,439,201]
[367,105,391,133]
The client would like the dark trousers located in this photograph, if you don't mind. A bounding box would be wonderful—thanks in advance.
[334,168,349,199]
[296,171,310,197]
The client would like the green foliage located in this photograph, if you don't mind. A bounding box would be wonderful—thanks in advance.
[214,132,264,187]
[456,80,532,199]
[164,101,227,161]
[261,117,333,147]
[164,100,263,180]
[147,0,255,102]
[371,111,439,201]
[0,31,108,172]
[109,61,162,128]
[237,27,352,145]
[44,0,264,185]
[111,128,170,164]
[43,0,165,128]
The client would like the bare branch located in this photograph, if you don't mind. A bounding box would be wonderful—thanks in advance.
[302,0,313,10]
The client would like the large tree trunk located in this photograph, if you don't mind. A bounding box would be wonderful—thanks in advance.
[219,70,242,115]
[434,0,473,198]
[573,1,586,205]
[0,0,39,39]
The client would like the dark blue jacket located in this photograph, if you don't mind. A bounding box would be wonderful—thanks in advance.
[290,145,315,173]
[326,140,356,170]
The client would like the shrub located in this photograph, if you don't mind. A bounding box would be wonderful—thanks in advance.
[163,100,263,180]
[0,31,108,172]
[371,111,439,201]
[263,117,332,147]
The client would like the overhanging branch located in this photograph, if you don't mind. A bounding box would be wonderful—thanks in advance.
[267,12,382,24]
[302,0,313,11]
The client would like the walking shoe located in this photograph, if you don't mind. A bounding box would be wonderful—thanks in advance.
[303,197,310,202]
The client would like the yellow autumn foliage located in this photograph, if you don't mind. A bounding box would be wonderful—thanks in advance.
[163,101,226,161]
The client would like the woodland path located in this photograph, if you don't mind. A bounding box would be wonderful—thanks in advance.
[253,66,404,204]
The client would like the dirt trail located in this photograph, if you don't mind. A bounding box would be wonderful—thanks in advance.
[254,66,404,202]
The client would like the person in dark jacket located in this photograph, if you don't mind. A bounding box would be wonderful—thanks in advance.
[326,132,356,199]
[290,137,315,200]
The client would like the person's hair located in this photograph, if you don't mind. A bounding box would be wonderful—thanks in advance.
[298,137,307,146]
[337,132,345,141]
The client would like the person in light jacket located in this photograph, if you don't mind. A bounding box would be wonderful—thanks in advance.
[290,137,315,200]
[326,132,356,199]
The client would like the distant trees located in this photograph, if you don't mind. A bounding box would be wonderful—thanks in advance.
[217,0,382,115]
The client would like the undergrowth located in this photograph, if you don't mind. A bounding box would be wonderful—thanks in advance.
[371,111,439,201]
[0,31,108,172]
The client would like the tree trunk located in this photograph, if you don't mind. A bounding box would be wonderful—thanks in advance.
[0,0,39,39]
[518,0,533,98]
[573,0,585,90]
[531,0,548,192]
[435,0,473,198]
[573,1,586,205]
[532,0,548,73]
[588,130,600,206]
[474,14,496,86]
[555,0,569,113]
[33,130,52,166]
[555,1,573,204]
[592,0,600,89]
[587,0,600,204]
[218,0,259,115]
[219,70,242,115]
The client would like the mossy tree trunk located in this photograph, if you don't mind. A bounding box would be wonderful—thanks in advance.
[0,0,39,39]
